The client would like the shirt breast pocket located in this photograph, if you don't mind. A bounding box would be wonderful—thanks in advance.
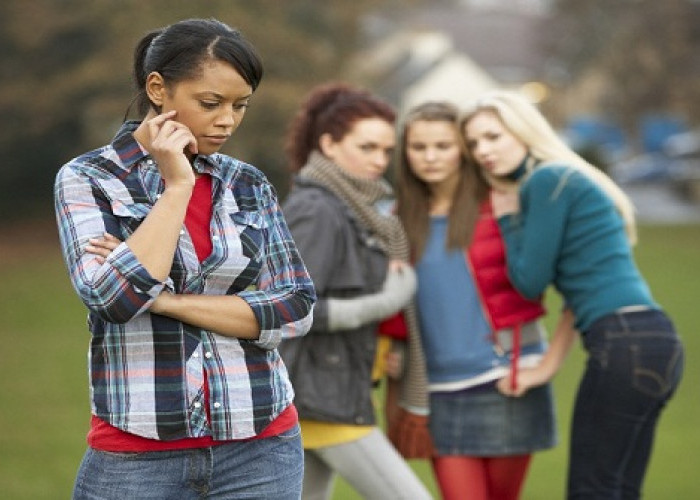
[229,210,266,267]
[110,199,152,237]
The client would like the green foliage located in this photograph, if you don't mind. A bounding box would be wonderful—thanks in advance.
[1,223,699,498]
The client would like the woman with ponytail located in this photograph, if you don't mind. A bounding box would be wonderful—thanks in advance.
[55,18,315,499]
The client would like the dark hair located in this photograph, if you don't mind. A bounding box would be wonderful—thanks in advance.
[397,101,487,259]
[131,18,263,116]
[284,82,396,172]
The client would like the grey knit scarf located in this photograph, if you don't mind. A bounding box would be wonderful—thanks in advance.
[298,151,409,261]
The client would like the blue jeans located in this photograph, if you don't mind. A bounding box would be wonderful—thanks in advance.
[568,310,684,500]
[72,424,303,500]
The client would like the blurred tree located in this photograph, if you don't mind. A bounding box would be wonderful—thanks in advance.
[0,0,424,222]
[547,0,700,137]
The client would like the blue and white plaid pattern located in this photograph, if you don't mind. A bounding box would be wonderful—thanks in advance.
[55,121,315,441]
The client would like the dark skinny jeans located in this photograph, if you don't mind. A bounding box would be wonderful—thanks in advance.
[568,309,684,500]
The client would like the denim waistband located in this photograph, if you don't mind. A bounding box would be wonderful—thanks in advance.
[585,307,674,335]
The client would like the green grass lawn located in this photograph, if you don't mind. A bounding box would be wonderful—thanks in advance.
[1,224,698,499]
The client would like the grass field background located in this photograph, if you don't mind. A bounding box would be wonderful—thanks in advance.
[1,223,698,499]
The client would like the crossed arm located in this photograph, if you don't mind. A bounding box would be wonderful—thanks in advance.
[86,233,260,338]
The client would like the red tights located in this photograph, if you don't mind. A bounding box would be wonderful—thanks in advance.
[432,454,532,500]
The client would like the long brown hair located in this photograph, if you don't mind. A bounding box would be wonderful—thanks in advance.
[396,101,488,260]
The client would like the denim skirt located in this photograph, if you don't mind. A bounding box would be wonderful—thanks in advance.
[429,382,556,456]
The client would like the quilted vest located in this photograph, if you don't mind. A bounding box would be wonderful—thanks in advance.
[467,198,546,390]
[466,199,545,330]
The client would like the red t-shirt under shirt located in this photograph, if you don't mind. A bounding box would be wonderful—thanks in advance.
[89,174,297,451]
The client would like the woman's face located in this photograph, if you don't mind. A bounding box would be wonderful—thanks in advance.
[463,110,528,179]
[405,120,463,189]
[321,118,396,180]
[158,59,253,156]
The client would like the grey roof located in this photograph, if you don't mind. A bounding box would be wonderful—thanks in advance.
[394,5,552,83]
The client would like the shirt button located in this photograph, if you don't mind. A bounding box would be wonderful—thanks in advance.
[179,229,186,235]
[213,402,221,409]
[146,159,155,166]
[155,193,161,199]
[204,352,213,359]
[194,402,202,409]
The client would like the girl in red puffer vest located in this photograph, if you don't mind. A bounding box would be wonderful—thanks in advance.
[389,102,576,500]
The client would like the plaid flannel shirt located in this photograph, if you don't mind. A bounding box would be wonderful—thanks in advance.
[54,121,315,441]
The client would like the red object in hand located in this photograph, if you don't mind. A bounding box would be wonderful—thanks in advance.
[378,312,408,341]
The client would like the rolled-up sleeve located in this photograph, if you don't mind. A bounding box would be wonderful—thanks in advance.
[237,182,316,350]
[54,163,165,323]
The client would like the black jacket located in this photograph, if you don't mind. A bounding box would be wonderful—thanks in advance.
[278,178,388,425]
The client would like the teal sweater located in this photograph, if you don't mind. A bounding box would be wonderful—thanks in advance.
[497,163,656,331]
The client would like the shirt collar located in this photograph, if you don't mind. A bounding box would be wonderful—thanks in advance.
[192,154,221,178]
[111,120,223,178]
[109,121,147,173]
